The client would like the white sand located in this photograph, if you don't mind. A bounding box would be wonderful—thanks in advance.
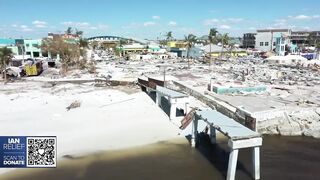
[0,82,181,174]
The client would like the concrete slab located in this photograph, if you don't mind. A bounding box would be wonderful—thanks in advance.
[196,109,261,140]
[156,86,188,98]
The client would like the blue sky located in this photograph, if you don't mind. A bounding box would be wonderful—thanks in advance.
[0,0,320,39]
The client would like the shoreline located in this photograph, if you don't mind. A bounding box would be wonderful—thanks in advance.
[0,81,181,174]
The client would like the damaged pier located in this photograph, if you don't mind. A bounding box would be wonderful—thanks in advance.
[191,109,262,180]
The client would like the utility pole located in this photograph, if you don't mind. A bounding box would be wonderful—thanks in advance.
[160,65,168,88]
[163,66,166,88]
[270,30,273,52]
[21,39,25,63]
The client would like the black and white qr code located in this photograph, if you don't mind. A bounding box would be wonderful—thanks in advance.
[26,137,57,167]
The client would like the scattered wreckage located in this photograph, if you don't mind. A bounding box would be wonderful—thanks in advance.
[3,58,44,78]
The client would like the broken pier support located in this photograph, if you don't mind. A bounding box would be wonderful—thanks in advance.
[192,109,263,180]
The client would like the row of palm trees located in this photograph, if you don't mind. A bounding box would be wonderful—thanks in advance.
[163,28,230,68]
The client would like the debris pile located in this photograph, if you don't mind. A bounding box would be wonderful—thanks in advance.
[66,100,81,111]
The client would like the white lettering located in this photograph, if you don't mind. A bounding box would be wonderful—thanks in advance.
[3,161,24,165]
[8,138,20,144]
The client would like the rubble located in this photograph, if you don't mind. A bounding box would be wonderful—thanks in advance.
[66,100,81,111]
[40,68,60,78]
[3,52,320,138]
[159,58,320,138]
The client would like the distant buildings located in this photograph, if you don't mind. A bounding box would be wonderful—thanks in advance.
[166,41,204,58]
[166,41,187,57]
[255,29,291,52]
[291,31,320,47]
[308,31,320,46]
[291,31,310,45]
[242,33,256,48]
[0,32,83,60]
[167,41,187,49]
[0,38,16,47]
[0,38,42,58]
[0,38,24,56]
[121,43,146,54]
[24,39,43,58]
[87,36,123,42]
[251,29,301,56]
[241,29,320,56]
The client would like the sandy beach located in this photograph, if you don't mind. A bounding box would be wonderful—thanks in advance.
[0,81,184,175]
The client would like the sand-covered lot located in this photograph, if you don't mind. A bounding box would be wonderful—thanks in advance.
[0,81,181,174]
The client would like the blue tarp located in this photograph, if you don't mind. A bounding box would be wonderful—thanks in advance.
[301,53,316,60]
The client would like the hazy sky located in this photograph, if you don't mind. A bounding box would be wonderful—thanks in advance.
[0,0,320,39]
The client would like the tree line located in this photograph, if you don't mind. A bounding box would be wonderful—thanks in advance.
[163,28,231,68]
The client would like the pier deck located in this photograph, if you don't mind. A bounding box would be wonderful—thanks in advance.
[192,109,262,180]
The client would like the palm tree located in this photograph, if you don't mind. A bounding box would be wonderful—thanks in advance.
[0,47,13,82]
[75,28,83,37]
[208,28,218,68]
[184,34,197,68]
[166,31,173,41]
[117,39,127,57]
[66,27,73,35]
[208,28,218,44]
[163,31,173,48]
[145,44,149,53]
[219,33,230,60]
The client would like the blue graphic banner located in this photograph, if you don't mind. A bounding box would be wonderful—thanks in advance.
[0,136,27,168]
[0,136,57,168]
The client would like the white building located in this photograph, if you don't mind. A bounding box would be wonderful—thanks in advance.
[255,29,291,52]
[129,54,153,60]
[24,39,43,58]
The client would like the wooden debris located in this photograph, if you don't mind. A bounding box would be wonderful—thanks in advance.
[66,100,81,111]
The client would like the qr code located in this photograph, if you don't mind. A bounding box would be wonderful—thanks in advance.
[26,137,57,167]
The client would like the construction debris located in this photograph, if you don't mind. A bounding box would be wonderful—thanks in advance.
[66,100,81,111]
